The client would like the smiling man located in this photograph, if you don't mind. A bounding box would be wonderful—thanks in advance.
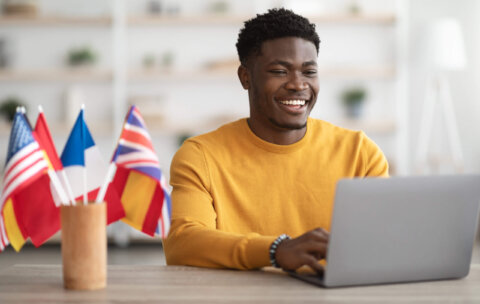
[164,8,389,273]
[240,36,319,144]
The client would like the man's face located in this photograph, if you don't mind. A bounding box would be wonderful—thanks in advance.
[244,37,319,131]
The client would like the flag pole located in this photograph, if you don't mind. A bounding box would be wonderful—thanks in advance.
[96,106,131,203]
[48,170,68,207]
[81,104,88,205]
[61,170,76,206]
[95,162,117,203]
[83,167,87,205]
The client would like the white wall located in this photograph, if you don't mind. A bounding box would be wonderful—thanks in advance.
[0,0,403,177]
[408,0,480,173]
[2,0,479,176]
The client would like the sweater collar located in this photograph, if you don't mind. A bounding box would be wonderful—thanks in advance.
[241,118,312,154]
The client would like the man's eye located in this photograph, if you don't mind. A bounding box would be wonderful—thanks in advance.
[304,70,318,77]
[269,70,287,75]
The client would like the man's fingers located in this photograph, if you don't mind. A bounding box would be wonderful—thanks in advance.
[312,228,330,239]
[299,240,327,256]
[312,252,324,261]
[302,254,324,274]
[304,228,329,243]
[276,228,330,271]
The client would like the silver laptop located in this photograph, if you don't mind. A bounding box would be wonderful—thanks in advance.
[289,175,480,288]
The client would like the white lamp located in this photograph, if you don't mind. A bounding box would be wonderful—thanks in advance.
[430,19,466,70]
[415,18,466,173]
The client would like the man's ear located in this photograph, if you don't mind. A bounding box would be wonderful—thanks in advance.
[237,65,250,90]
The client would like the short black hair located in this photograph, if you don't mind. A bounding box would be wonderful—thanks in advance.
[236,8,320,65]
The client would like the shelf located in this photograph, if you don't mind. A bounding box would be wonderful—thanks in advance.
[129,65,395,82]
[128,113,396,137]
[318,66,395,79]
[0,13,395,27]
[310,13,396,25]
[51,121,114,137]
[128,13,396,26]
[0,15,111,26]
[129,14,246,26]
[0,68,112,82]
[0,66,394,83]
[0,115,395,139]
[129,68,237,82]
[332,119,397,135]
[0,121,113,137]
[0,116,233,139]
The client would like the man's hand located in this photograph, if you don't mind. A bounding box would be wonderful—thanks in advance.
[275,228,329,273]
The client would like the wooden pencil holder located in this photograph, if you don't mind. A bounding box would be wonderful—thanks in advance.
[61,202,107,290]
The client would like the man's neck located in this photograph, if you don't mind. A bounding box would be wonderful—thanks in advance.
[246,118,307,145]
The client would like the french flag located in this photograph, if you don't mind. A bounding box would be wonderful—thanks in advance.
[60,108,124,223]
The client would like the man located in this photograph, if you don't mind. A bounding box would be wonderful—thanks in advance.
[163,8,388,273]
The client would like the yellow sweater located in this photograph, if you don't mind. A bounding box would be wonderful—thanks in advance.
[164,118,389,269]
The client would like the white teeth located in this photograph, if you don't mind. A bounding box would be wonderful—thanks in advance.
[279,100,306,106]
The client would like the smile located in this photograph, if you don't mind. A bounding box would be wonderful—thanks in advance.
[277,99,306,106]
[275,98,310,114]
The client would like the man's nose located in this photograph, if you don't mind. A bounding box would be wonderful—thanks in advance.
[285,72,308,91]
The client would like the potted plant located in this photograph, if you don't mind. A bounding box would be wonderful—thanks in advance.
[341,87,367,119]
[0,96,25,122]
[67,47,97,67]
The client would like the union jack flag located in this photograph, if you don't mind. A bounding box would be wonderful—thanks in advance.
[112,106,161,180]
[1,112,49,251]
[102,106,171,237]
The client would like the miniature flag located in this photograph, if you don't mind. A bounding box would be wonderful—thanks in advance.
[33,109,71,206]
[99,106,171,237]
[1,112,60,251]
[1,198,25,251]
[12,174,60,247]
[60,108,124,223]
[155,184,171,238]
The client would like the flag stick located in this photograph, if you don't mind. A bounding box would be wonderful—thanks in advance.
[96,105,128,203]
[80,104,88,205]
[47,170,69,207]
[96,162,117,203]
[83,167,87,205]
[61,170,76,206]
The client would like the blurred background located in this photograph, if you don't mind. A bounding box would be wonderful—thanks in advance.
[0,0,479,260]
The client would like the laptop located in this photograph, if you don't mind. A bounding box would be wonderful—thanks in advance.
[289,175,480,288]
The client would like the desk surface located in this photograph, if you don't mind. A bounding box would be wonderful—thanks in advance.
[1,264,480,303]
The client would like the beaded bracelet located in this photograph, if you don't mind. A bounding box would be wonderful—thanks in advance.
[269,234,291,268]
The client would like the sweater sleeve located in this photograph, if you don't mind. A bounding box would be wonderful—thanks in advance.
[163,140,276,269]
[360,132,390,177]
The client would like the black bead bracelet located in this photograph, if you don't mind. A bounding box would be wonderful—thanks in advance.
[269,234,291,268]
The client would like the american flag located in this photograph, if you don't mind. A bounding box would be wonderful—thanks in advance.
[1,112,49,250]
